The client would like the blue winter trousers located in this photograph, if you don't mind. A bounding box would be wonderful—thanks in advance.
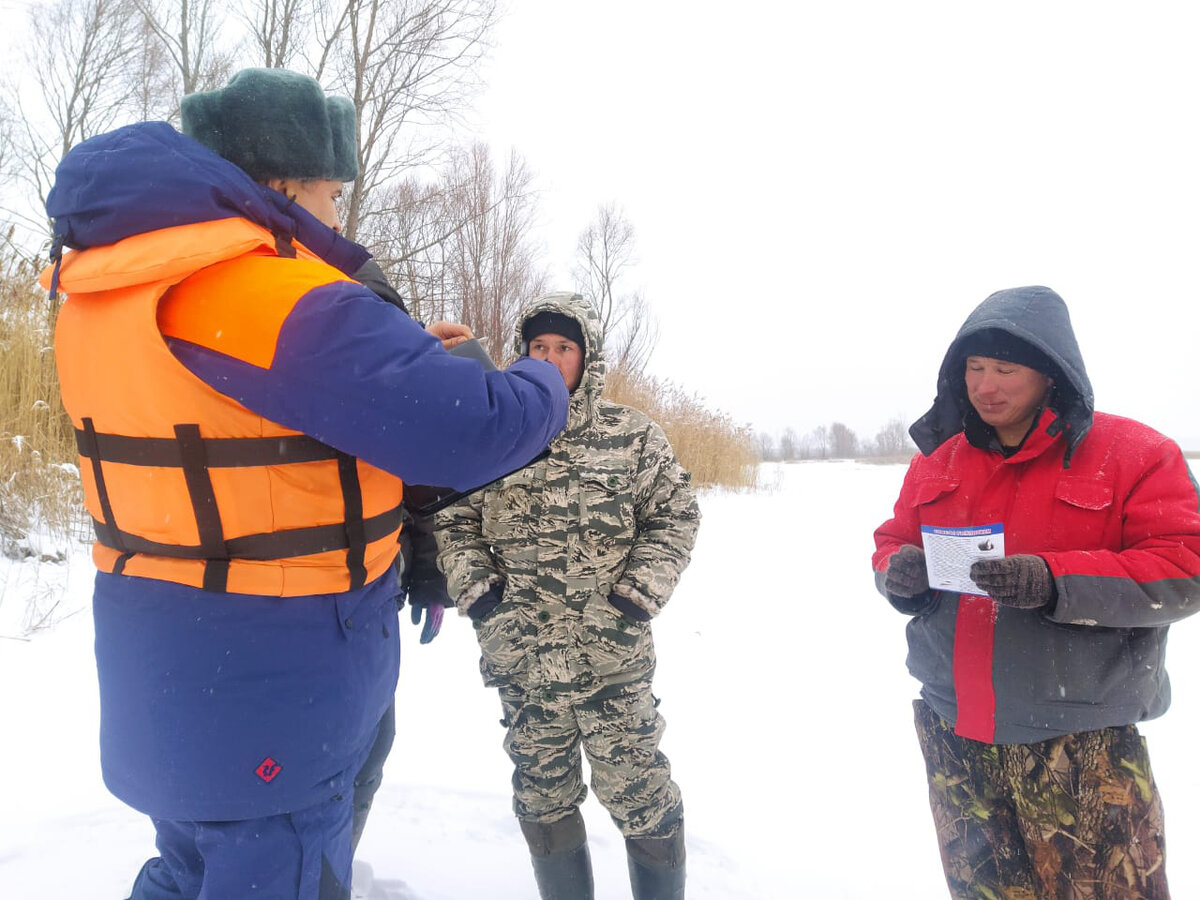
[128,800,354,900]
[126,714,387,900]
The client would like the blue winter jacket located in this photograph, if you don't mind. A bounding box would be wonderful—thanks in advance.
[46,122,568,820]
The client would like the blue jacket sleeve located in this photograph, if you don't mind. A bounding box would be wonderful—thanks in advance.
[166,281,568,489]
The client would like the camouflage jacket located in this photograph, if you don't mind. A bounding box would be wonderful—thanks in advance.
[434,293,700,686]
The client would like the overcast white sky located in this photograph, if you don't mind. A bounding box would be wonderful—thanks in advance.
[471,1,1200,448]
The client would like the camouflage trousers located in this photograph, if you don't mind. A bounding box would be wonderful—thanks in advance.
[914,700,1169,900]
[496,675,683,839]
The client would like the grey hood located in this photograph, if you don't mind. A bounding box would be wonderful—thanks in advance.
[909,285,1095,466]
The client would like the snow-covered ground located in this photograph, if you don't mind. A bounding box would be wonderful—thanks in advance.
[3,460,1200,899]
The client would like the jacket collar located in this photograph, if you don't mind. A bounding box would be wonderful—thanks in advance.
[964,407,1064,463]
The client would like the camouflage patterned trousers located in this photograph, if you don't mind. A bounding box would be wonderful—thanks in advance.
[914,700,1169,899]
[496,675,683,839]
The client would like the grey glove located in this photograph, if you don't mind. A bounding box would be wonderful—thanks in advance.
[884,545,929,598]
[969,555,1054,609]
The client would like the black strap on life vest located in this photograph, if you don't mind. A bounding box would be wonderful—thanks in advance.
[77,420,399,592]
[79,418,127,554]
[88,508,403,562]
[337,452,368,591]
[75,428,344,467]
[173,423,230,591]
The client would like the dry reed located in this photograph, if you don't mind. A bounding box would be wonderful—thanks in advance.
[0,252,84,564]
[605,369,759,490]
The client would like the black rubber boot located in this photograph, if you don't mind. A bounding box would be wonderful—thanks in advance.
[520,810,595,900]
[626,821,686,900]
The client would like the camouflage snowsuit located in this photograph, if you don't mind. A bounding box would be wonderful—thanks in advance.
[915,700,1168,900]
[435,293,699,838]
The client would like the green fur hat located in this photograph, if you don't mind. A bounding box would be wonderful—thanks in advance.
[181,68,358,183]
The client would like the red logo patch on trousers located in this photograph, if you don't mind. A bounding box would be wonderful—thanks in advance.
[255,757,282,783]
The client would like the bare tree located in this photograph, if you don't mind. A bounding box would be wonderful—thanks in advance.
[608,290,657,375]
[311,0,499,241]
[572,203,658,375]
[439,143,544,358]
[0,100,20,194]
[829,421,859,458]
[574,203,633,336]
[364,174,458,324]
[874,416,914,457]
[127,13,182,121]
[135,0,235,115]
[362,141,546,355]
[0,106,37,271]
[8,0,143,241]
[806,425,830,460]
[754,431,777,462]
[243,0,312,68]
[783,427,806,461]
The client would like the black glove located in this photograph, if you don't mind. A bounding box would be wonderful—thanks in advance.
[607,592,652,623]
[409,599,444,643]
[396,527,415,599]
[398,505,451,643]
[884,545,929,598]
[468,583,504,621]
[969,555,1054,609]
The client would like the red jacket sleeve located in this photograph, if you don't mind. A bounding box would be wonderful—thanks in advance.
[873,454,924,575]
[871,455,936,614]
[1044,440,1200,628]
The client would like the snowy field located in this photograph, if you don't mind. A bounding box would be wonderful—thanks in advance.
[3,459,1200,899]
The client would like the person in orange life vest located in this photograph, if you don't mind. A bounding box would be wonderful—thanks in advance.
[245,120,461,863]
[45,68,568,900]
[247,122,467,859]
[872,285,1200,899]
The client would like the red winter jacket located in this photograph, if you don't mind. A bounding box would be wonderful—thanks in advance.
[873,409,1200,744]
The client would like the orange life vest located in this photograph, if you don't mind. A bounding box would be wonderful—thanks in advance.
[50,217,404,596]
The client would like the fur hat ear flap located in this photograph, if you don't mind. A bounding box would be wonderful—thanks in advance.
[181,68,358,183]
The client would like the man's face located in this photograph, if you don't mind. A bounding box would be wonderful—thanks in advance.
[964,355,1053,445]
[268,178,344,232]
[528,332,584,392]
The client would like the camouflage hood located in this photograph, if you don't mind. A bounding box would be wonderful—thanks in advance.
[516,292,604,430]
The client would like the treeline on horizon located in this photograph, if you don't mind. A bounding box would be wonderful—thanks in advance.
[756,417,917,462]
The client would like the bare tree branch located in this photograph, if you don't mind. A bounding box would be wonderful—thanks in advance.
[7,0,143,236]
[362,142,544,358]
[572,203,658,376]
[315,0,498,241]
[242,0,312,68]
[135,0,235,111]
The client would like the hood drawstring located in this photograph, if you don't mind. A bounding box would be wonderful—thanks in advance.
[272,193,298,258]
[47,232,65,307]
[273,228,297,258]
